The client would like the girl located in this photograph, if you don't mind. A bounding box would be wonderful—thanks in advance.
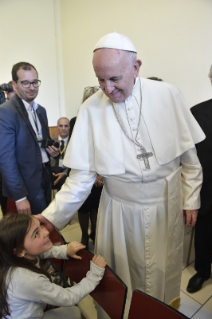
[0,214,106,319]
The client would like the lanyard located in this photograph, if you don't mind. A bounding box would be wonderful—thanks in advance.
[32,109,40,136]
[60,141,67,156]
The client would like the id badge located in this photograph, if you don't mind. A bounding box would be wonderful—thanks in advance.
[59,159,64,168]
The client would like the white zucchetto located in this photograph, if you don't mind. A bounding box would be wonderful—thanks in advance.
[93,32,137,53]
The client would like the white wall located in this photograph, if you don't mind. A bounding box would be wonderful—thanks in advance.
[60,0,212,119]
[0,0,63,126]
[1,0,212,122]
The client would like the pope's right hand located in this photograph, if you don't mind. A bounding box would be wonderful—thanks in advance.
[35,214,55,232]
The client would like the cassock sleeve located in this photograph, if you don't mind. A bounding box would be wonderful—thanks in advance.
[42,169,96,229]
[180,147,202,210]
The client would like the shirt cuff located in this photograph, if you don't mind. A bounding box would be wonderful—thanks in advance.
[15,197,27,202]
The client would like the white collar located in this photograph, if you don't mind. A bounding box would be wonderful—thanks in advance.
[58,136,69,143]
[22,99,38,112]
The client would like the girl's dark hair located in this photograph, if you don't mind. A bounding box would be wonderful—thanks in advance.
[0,214,51,319]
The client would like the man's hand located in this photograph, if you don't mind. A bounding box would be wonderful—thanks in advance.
[46,145,59,157]
[184,209,198,227]
[53,172,66,185]
[16,199,31,215]
[35,214,55,232]
[67,241,86,259]
[94,175,104,187]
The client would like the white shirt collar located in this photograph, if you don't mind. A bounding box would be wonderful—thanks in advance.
[22,99,38,112]
[58,136,69,143]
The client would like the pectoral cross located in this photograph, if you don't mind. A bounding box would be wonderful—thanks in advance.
[137,147,153,170]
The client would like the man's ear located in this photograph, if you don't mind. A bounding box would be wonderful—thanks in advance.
[133,59,142,78]
[13,248,25,258]
[12,80,17,91]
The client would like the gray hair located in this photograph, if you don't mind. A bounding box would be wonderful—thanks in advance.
[57,117,70,126]
[123,51,137,66]
[82,86,100,103]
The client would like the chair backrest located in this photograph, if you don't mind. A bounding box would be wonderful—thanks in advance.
[64,249,127,319]
[128,290,189,319]
[6,198,17,214]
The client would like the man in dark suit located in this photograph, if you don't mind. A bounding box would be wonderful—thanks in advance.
[51,117,70,191]
[0,62,59,215]
[0,81,15,215]
[187,66,212,293]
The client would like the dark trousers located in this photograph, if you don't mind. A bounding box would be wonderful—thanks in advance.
[30,165,52,215]
[195,209,212,276]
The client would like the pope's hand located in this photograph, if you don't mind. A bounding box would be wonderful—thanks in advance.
[34,214,55,232]
[184,209,198,227]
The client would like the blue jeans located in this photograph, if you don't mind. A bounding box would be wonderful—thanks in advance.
[30,165,52,215]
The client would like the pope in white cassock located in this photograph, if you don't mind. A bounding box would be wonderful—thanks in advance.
[39,33,205,318]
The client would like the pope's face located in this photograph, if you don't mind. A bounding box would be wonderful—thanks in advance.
[93,49,141,103]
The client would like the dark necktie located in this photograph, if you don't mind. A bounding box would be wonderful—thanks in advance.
[60,140,64,152]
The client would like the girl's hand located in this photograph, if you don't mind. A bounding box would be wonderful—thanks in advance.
[67,241,86,259]
[92,255,107,268]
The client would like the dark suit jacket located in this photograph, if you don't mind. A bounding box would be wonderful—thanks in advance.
[191,99,212,215]
[0,94,50,201]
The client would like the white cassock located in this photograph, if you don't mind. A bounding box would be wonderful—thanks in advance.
[42,77,204,318]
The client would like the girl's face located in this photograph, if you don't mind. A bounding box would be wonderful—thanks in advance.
[21,217,53,260]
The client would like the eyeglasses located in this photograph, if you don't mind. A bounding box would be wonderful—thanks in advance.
[18,80,41,88]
